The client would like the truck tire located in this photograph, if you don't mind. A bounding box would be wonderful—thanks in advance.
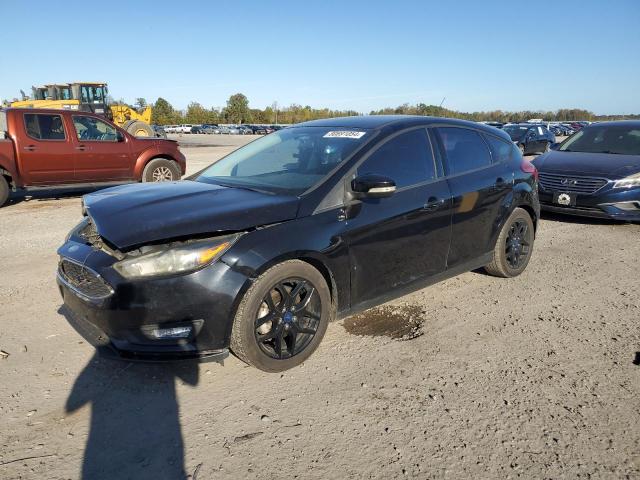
[125,121,154,137]
[0,176,9,207]
[142,158,181,182]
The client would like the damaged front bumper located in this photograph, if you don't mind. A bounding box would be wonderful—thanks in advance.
[56,238,250,362]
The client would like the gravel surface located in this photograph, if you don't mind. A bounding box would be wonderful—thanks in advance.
[1,135,638,479]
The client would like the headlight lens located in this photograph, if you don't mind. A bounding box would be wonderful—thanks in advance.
[613,172,640,189]
[114,234,240,279]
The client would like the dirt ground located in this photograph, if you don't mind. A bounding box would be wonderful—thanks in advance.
[1,134,639,479]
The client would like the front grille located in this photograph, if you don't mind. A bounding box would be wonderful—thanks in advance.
[59,259,113,299]
[539,172,608,194]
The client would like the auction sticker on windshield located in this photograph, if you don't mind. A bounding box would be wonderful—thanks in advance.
[323,131,366,139]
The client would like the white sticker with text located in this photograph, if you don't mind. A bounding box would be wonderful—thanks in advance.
[323,131,366,139]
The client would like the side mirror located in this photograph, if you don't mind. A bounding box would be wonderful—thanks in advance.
[116,131,125,142]
[550,142,560,150]
[351,174,396,198]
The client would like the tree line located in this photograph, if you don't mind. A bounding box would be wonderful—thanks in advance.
[144,93,640,125]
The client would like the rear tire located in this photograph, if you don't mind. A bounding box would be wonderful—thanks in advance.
[484,207,535,278]
[125,120,154,137]
[230,260,330,372]
[0,176,9,207]
[142,158,181,182]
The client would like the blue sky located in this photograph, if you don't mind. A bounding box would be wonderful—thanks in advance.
[1,0,639,114]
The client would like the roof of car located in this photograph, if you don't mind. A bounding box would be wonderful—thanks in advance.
[583,120,640,128]
[297,115,510,136]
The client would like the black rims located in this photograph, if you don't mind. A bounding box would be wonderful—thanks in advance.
[505,220,531,269]
[231,260,330,372]
[254,278,321,359]
[484,207,535,278]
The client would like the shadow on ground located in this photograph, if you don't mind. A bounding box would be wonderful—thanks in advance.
[6,184,129,207]
[540,210,627,226]
[66,354,199,480]
[58,306,210,479]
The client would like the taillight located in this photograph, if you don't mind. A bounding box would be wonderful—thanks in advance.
[520,159,538,181]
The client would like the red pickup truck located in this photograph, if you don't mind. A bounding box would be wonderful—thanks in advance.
[0,108,186,206]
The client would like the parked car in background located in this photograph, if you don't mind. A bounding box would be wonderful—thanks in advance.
[56,115,539,370]
[249,125,268,135]
[227,126,241,135]
[532,121,640,221]
[152,125,167,139]
[202,125,220,134]
[238,126,253,135]
[163,125,178,134]
[190,126,203,134]
[0,108,186,206]
[503,124,554,154]
[176,124,194,134]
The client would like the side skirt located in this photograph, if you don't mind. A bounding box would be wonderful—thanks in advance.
[337,252,493,321]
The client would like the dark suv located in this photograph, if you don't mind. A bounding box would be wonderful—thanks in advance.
[503,124,555,155]
[57,116,540,371]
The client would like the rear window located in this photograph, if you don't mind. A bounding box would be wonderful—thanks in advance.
[436,127,492,175]
[24,114,66,140]
[483,134,513,163]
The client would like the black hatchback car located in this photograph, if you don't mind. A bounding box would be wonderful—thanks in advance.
[532,121,640,221]
[503,124,554,155]
[57,116,540,371]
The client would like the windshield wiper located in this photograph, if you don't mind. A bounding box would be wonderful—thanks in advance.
[202,179,275,195]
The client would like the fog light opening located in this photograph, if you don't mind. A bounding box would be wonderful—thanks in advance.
[151,326,192,339]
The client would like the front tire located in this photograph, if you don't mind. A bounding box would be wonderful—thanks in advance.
[142,158,181,182]
[230,260,331,372]
[485,207,535,278]
[0,175,9,207]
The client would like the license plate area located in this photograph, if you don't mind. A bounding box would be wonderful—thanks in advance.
[553,192,576,206]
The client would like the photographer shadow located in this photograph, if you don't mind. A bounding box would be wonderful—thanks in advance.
[61,307,203,479]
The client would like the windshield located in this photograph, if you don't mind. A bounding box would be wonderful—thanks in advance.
[195,126,371,195]
[503,125,529,141]
[559,125,640,155]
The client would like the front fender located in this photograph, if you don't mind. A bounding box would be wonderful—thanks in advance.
[132,146,185,180]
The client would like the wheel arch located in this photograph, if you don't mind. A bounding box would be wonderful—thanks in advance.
[221,250,339,346]
[134,153,180,180]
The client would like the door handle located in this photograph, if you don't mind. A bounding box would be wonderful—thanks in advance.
[75,145,87,151]
[424,197,445,211]
[23,145,36,151]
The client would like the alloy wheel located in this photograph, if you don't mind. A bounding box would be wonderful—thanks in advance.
[505,220,531,269]
[152,166,173,182]
[254,277,321,359]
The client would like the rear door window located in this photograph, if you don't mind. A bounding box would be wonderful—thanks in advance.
[24,114,66,140]
[358,128,436,188]
[435,127,492,175]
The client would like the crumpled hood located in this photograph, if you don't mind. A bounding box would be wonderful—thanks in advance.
[83,180,300,249]
[532,150,640,178]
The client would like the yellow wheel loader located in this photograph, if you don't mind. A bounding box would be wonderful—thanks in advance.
[11,82,154,137]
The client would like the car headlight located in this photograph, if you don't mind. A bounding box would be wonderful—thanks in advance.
[114,234,240,279]
[613,172,640,189]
